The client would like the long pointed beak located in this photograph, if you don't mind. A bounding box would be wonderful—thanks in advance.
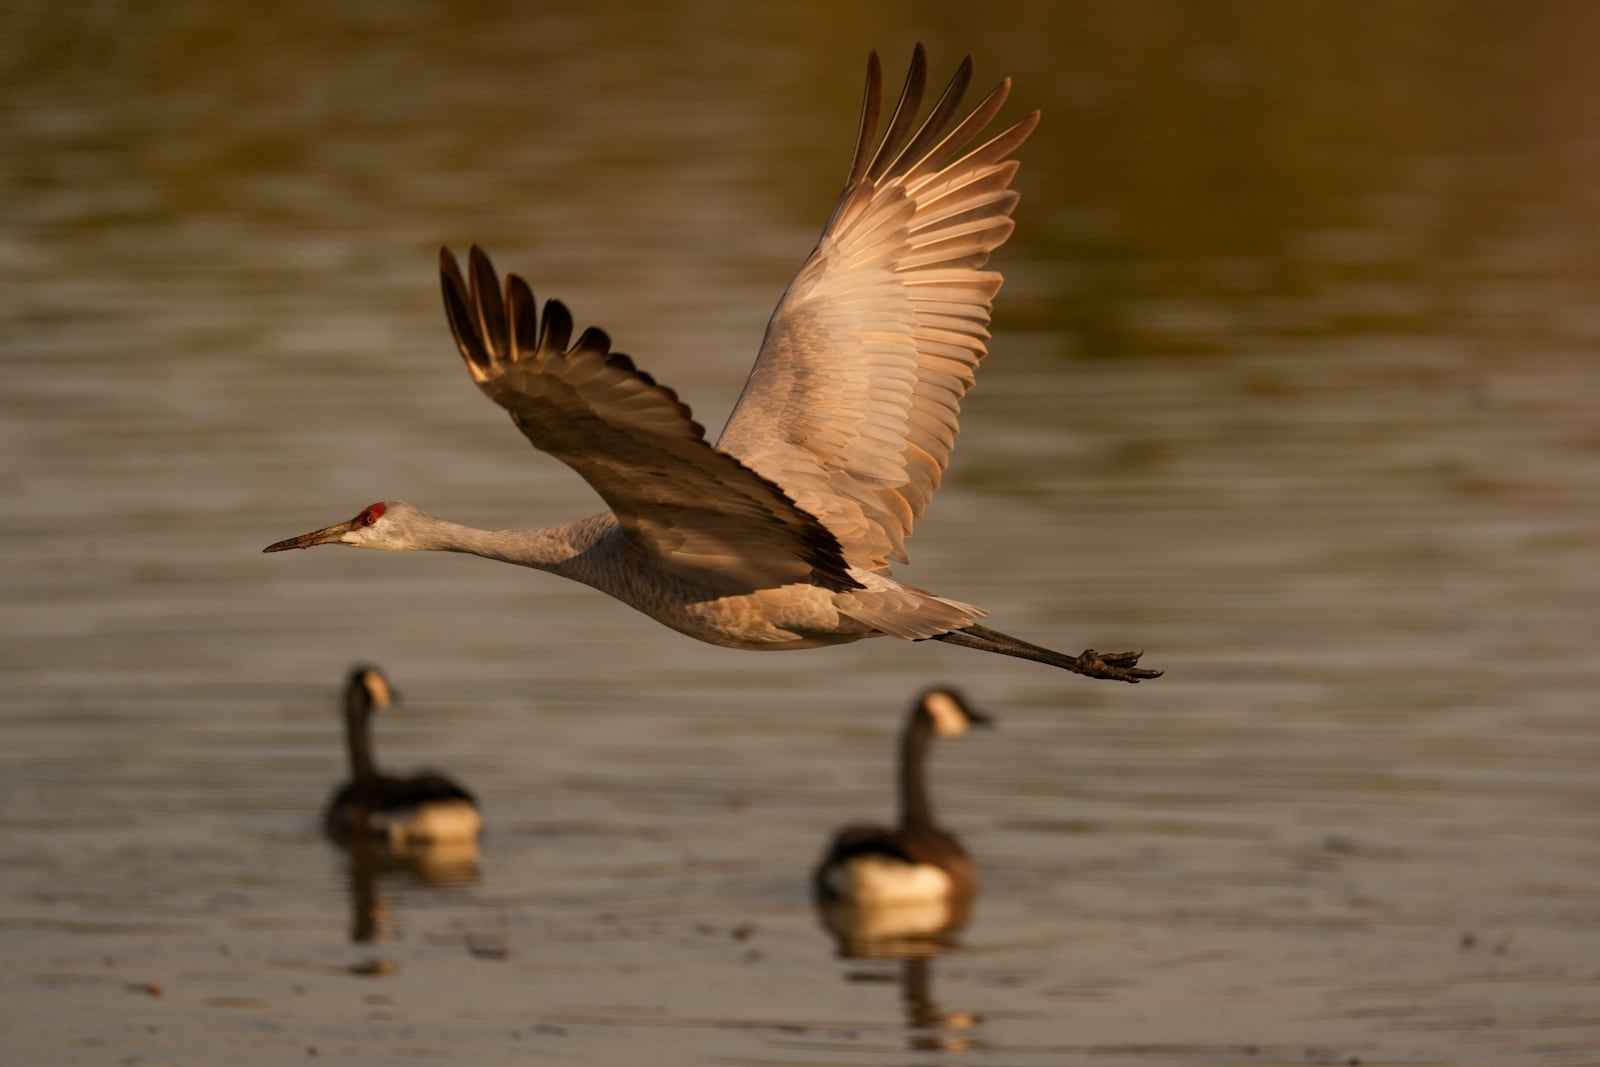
[262,521,355,553]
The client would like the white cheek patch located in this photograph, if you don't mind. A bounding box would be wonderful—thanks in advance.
[361,670,394,708]
[825,855,954,905]
[923,690,968,736]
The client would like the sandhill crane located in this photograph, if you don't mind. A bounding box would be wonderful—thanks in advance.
[264,46,1159,684]
[814,687,991,908]
[323,665,482,847]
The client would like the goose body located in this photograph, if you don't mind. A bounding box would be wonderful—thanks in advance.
[323,666,482,847]
[814,687,990,906]
[265,47,1159,685]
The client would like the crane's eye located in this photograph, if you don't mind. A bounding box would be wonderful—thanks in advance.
[359,502,386,526]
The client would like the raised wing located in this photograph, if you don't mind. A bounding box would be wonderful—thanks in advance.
[440,246,859,592]
[716,45,1039,572]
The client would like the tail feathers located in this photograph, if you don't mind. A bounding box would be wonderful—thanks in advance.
[836,582,984,641]
[931,623,1161,683]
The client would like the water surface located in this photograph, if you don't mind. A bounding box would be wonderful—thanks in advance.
[4,3,1600,1064]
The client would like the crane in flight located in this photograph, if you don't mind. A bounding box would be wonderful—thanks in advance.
[265,46,1159,684]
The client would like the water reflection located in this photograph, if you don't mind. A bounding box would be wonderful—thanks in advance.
[900,957,981,1055]
[838,953,982,1056]
[815,894,973,958]
[337,835,479,945]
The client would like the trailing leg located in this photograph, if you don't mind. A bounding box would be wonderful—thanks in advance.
[931,623,1160,683]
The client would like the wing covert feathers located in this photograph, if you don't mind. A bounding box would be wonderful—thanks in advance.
[440,246,860,593]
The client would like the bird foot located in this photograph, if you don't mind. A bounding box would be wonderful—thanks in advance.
[1075,649,1162,683]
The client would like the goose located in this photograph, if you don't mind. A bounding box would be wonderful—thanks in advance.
[264,46,1160,685]
[323,665,482,847]
[814,687,990,908]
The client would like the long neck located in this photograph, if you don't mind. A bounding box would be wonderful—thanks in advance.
[897,712,937,832]
[343,692,378,782]
[411,512,614,581]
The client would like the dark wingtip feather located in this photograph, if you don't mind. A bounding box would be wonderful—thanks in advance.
[571,324,611,359]
[540,299,575,356]
[878,51,976,177]
[506,274,540,358]
[846,49,885,187]
[866,45,929,182]
[439,245,491,371]
[467,246,507,359]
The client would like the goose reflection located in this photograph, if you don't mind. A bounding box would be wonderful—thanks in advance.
[835,944,983,1054]
[814,687,991,953]
[339,834,479,944]
[902,956,981,1053]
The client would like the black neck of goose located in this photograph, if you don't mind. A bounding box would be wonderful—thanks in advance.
[897,710,937,832]
[343,687,378,783]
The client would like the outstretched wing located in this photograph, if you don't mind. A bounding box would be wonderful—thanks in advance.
[716,45,1038,572]
[440,246,859,592]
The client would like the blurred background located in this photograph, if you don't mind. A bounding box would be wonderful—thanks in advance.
[3,2,1598,1064]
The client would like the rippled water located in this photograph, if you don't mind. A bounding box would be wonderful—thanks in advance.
[4,3,1600,1064]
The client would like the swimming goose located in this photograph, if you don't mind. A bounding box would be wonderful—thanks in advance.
[814,687,990,906]
[323,665,482,847]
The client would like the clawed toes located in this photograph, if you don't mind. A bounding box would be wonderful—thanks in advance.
[1078,648,1164,683]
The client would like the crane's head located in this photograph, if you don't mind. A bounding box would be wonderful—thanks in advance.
[263,501,423,553]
